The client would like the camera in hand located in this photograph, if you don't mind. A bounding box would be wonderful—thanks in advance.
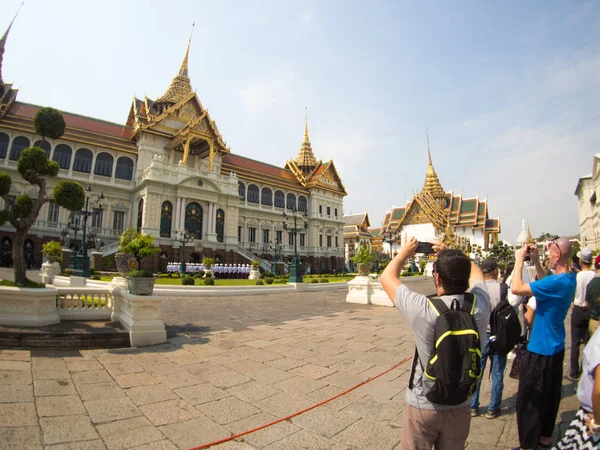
[416,242,434,254]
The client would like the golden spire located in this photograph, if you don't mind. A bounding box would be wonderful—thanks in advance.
[295,107,317,172]
[525,225,534,244]
[0,2,23,89]
[421,130,445,198]
[156,24,194,105]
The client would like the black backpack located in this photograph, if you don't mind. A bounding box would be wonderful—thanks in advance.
[409,293,482,406]
[489,284,521,355]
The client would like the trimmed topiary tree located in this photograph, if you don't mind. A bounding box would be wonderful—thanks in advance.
[0,108,85,284]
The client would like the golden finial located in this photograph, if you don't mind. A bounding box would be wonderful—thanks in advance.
[427,128,432,168]
[303,106,309,143]
[179,23,195,78]
[1,1,24,85]
[295,106,317,171]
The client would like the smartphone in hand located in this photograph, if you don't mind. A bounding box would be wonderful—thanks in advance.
[415,242,434,254]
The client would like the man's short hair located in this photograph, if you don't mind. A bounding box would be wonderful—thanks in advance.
[436,249,471,295]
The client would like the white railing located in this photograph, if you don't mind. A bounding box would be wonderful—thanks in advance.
[55,287,114,320]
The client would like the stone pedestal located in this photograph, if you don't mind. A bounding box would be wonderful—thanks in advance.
[61,249,72,271]
[0,286,60,326]
[40,262,60,284]
[346,276,393,307]
[248,269,260,280]
[70,276,86,287]
[109,277,128,289]
[111,286,166,347]
[91,252,103,270]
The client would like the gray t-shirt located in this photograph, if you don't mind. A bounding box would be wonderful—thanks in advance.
[395,281,490,410]
[577,327,600,412]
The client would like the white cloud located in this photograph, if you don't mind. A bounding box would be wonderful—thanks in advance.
[240,68,298,114]
[299,9,315,24]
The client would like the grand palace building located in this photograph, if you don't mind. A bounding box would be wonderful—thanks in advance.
[0,24,347,273]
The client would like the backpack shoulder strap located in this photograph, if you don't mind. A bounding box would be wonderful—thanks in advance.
[408,347,420,390]
[427,297,449,315]
[462,292,476,314]
[499,282,508,303]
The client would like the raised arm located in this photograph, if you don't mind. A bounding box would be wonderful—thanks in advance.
[511,245,534,297]
[380,237,418,305]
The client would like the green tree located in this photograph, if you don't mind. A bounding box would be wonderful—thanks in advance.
[0,108,85,284]
[488,240,515,271]
[536,232,559,242]
[117,227,160,267]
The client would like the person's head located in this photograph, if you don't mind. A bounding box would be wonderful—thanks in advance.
[577,248,593,269]
[433,249,471,295]
[480,259,498,280]
[547,237,572,271]
[502,262,515,283]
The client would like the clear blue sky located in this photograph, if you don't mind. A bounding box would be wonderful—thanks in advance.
[3,0,599,242]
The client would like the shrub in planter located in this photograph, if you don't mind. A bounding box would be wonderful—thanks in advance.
[42,240,62,264]
[203,257,215,270]
[310,278,319,283]
[172,273,180,278]
[251,260,260,270]
[319,278,329,283]
[126,269,155,295]
[203,277,215,286]
[182,276,195,286]
[204,273,212,278]
[89,268,96,276]
[265,278,274,284]
[92,275,101,280]
[116,228,160,276]
[255,280,264,285]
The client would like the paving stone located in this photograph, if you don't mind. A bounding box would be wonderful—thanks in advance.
[227,380,281,403]
[0,402,37,426]
[34,379,76,396]
[255,391,313,418]
[71,370,112,385]
[156,371,205,389]
[76,381,126,401]
[96,416,166,450]
[36,394,86,417]
[167,352,206,366]
[0,349,30,361]
[145,362,187,378]
[0,369,32,385]
[305,385,366,412]
[175,382,230,405]
[204,352,249,365]
[114,372,159,388]
[266,357,306,371]
[45,440,107,450]
[207,442,257,450]
[131,353,170,366]
[32,358,69,369]
[318,372,365,390]
[201,396,261,424]
[262,429,340,449]
[159,416,231,449]
[96,353,132,364]
[340,395,403,422]
[33,368,71,380]
[332,418,400,449]
[84,397,141,424]
[0,360,29,371]
[466,414,508,447]
[140,399,201,426]
[225,411,300,448]
[0,426,42,450]
[290,364,336,380]
[291,406,361,439]
[185,361,229,377]
[284,348,315,360]
[230,346,280,363]
[251,367,295,385]
[357,378,404,401]
[329,359,375,375]
[128,440,179,450]
[103,360,145,377]
[40,415,99,445]
[223,359,270,375]
[66,360,103,373]
[274,376,328,396]
[202,370,252,389]
[126,383,178,406]
[0,383,33,402]
[244,339,276,349]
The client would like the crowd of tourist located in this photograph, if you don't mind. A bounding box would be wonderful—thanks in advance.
[380,236,600,450]
[165,262,253,278]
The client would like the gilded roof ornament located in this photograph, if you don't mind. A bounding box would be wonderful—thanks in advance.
[421,130,445,199]
[295,107,318,172]
[155,24,194,105]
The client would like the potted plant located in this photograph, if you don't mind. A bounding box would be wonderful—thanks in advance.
[42,241,62,264]
[115,228,139,276]
[203,257,215,278]
[351,244,374,276]
[249,259,261,280]
[118,229,160,295]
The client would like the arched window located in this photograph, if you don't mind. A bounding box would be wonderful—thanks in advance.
[261,188,272,206]
[137,198,144,232]
[9,136,30,161]
[115,156,134,181]
[53,144,72,170]
[160,201,172,238]
[238,181,245,198]
[34,140,51,157]
[94,152,114,177]
[216,209,225,243]
[274,190,285,208]
[73,148,93,173]
[298,196,308,212]
[286,193,296,210]
[247,185,259,204]
[185,202,203,239]
[0,133,8,159]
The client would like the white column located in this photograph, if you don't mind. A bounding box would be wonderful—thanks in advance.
[211,203,216,233]
[179,199,186,231]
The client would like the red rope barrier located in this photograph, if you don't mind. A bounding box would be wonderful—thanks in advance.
[188,356,413,450]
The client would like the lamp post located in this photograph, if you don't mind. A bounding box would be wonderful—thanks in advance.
[380,226,397,261]
[174,230,193,275]
[271,242,282,276]
[282,207,308,283]
[71,185,104,277]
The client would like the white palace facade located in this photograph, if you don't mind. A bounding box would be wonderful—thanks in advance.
[0,24,347,273]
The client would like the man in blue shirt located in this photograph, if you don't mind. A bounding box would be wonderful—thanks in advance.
[511,238,576,450]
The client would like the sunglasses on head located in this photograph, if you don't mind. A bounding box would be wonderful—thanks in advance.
[548,239,562,260]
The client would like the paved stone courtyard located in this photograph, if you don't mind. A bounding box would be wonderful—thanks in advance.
[0,277,581,449]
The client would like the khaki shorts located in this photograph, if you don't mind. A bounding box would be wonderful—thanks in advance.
[399,404,471,450]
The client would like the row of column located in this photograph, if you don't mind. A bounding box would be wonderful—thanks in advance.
[172,198,217,236]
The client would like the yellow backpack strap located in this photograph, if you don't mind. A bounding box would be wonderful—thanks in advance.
[427,297,449,316]
[462,292,476,314]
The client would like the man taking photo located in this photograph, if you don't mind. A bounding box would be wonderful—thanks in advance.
[380,237,490,450]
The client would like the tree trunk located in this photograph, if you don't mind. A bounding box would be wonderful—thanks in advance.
[12,228,26,283]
